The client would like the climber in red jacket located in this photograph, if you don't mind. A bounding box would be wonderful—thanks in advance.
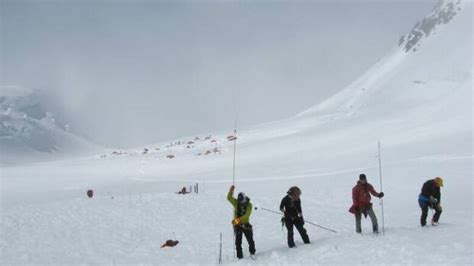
[349,174,384,234]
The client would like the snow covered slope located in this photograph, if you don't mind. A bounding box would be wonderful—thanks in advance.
[0,86,100,165]
[299,0,470,119]
[0,0,472,265]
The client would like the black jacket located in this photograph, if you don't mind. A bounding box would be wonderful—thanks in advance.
[421,179,441,203]
[280,195,302,218]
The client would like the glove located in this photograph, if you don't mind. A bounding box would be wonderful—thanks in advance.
[298,216,305,225]
[429,196,438,204]
[229,185,235,193]
[232,218,241,225]
[281,216,286,225]
[379,192,384,198]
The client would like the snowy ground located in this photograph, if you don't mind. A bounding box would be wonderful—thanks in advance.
[0,152,472,265]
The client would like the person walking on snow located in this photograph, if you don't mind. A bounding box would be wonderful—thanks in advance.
[418,177,443,226]
[227,185,256,259]
[280,186,310,248]
[349,174,384,234]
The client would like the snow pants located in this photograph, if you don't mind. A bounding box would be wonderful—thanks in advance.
[355,206,378,233]
[419,200,442,226]
[234,224,255,259]
[285,218,310,247]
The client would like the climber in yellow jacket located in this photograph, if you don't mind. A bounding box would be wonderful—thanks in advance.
[227,185,256,259]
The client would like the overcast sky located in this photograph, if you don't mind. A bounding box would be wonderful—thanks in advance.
[1,0,434,148]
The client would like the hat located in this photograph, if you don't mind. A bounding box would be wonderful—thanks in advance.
[287,186,301,196]
[434,177,444,187]
[237,192,248,203]
[359,174,367,181]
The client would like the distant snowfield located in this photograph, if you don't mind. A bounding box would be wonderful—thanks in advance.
[0,0,472,265]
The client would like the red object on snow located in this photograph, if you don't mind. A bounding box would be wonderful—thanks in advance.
[161,240,179,248]
[87,189,94,198]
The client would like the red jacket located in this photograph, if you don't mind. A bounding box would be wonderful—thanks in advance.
[349,181,381,213]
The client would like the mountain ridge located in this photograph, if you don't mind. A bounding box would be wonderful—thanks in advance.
[0,86,100,165]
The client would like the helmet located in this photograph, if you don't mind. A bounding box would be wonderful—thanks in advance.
[237,192,248,203]
[287,186,301,197]
[434,177,444,187]
[359,174,367,181]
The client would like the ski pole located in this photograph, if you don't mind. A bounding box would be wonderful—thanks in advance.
[378,141,385,236]
[255,207,337,233]
[258,207,283,215]
[304,220,338,233]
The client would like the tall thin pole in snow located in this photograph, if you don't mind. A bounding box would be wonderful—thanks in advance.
[378,141,385,236]
[218,232,223,264]
[231,86,238,186]
[231,127,237,258]
[232,128,237,186]
[231,94,238,259]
